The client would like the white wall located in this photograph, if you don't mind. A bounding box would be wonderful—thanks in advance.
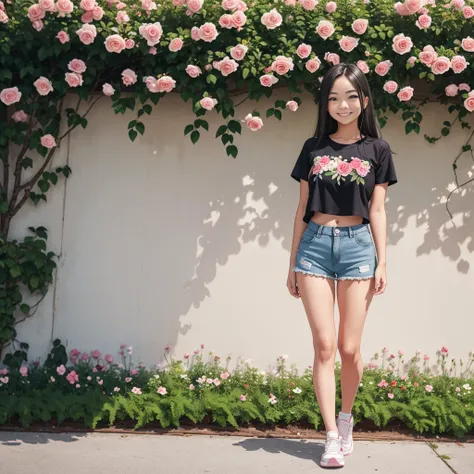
[9,89,474,372]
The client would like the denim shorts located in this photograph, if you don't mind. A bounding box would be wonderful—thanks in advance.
[292,221,377,281]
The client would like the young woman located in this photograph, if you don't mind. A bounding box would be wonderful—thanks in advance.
[288,63,397,468]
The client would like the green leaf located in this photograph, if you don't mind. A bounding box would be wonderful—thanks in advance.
[402,111,412,121]
[143,104,152,115]
[215,125,227,138]
[135,122,145,135]
[30,276,39,289]
[242,68,250,80]
[10,266,22,278]
[441,127,450,136]
[207,74,217,84]
[22,157,33,169]
[190,130,200,144]
[274,110,282,120]
[128,129,138,142]
[266,108,275,118]
[20,304,30,314]
[184,124,194,135]
[226,145,238,158]
[228,120,242,134]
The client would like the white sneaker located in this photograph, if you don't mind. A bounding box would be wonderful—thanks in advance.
[337,415,354,456]
[320,431,345,468]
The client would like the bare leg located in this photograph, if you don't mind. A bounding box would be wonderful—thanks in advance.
[296,273,337,432]
[337,278,375,413]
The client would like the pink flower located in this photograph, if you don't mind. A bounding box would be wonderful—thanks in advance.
[33,77,54,96]
[39,0,55,11]
[65,72,83,87]
[213,378,221,386]
[0,10,8,23]
[462,37,474,52]
[125,377,132,383]
[459,83,471,92]
[220,371,230,380]
[149,47,157,55]
[0,87,21,106]
[324,52,340,65]
[200,97,218,110]
[0,369,8,375]
[189,383,195,390]
[456,387,461,392]
[12,110,28,122]
[187,0,203,13]
[114,386,120,392]
[41,134,57,148]
[440,346,449,354]
[260,74,279,87]
[336,161,353,177]
[231,10,246,28]
[350,157,362,171]
[105,34,126,53]
[392,33,413,55]
[199,22,219,42]
[377,380,388,388]
[56,31,70,43]
[408,56,417,66]
[121,68,137,86]
[66,370,79,384]
[157,386,167,395]
[190,26,200,41]
[81,11,93,22]
[68,59,87,74]
[339,36,359,53]
[139,22,163,46]
[383,81,398,94]
[116,11,129,23]
[299,0,317,10]
[405,0,423,13]
[445,84,459,97]
[398,350,405,356]
[19,366,28,377]
[312,162,322,175]
[325,0,337,12]
[414,382,419,387]
[216,57,239,76]
[463,6,474,18]
[0,376,9,384]
[156,75,176,93]
[245,113,263,131]
[356,60,369,74]
[352,18,368,35]
[219,14,233,28]
[296,43,312,59]
[240,394,247,401]
[80,0,96,11]
[28,4,45,22]
[76,24,97,45]
[169,38,183,52]
[92,5,103,19]
[120,344,127,349]
[130,369,139,375]
[375,60,393,76]
[451,56,469,74]
[316,20,335,40]
[357,162,370,177]
[398,86,414,101]
[305,58,321,73]
[261,8,282,29]
[286,100,298,111]
[453,0,465,10]
[419,45,437,66]
[416,13,431,29]
[56,0,74,16]
[104,354,114,363]
[125,39,135,49]
[102,83,115,96]
[185,65,202,78]
[230,44,248,61]
[388,393,394,399]
[131,387,142,395]
[91,350,101,360]
[425,384,433,392]
[200,344,205,349]
[431,56,451,75]
[222,0,239,10]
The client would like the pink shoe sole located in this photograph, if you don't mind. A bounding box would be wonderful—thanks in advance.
[320,457,345,468]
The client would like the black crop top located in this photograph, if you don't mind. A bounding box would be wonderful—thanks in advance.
[291,135,398,224]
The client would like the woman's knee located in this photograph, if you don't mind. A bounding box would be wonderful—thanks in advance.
[338,343,361,363]
[313,340,337,362]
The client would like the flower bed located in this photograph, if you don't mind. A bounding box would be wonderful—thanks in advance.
[1,340,473,437]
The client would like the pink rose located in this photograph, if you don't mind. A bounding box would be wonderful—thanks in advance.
[324,52,340,65]
[271,55,294,75]
[462,37,474,52]
[169,38,183,52]
[451,55,469,74]
[125,39,135,49]
[80,0,95,11]
[156,75,176,93]
[91,350,101,359]
[231,10,246,28]
[185,65,202,78]
[76,24,97,45]
[33,76,54,95]
[352,18,368,34]
[318,155,331,168]
[116,11,129,23]
[102,83,115,96]
[285,0,296,4]
[28,4,45,21]
[245,113,263,131]
[339,36,359,53]
[356,60,369,73]
[142,0,157,10]
[336,161,353,177]
[230,44,248,61]
[305,58,321,73]
[12,110,29,122]
[260,74,278,87]
[296,43,312,59]
[375,60,393,76]
[261,8,282,29]
[350,157,362,171]
[463,93,474,112]
[217,56,239,76]
[122,68,137,86]
[39,0,55,11]
[56,31,70,43]
[383,80,398,94]
[397,86,414,101]
[105,34,126,53]
[92,5,103,19]
[55,0,74,16]
[139,22,163,46]
[445,85,458,96]
[222,0,239,10]
[116,2,126,8]
[191,26,200,41]
[462,6,474,18]
[237,0,247,11]
[199,22,219,42]
[357,162,370,177]
[144,76,159,93]
[459,83,471,91]
[312,162,322,175]
[419,45,437,65]
[219,14,233,28]
[431,56,451,74]
[392,33,413,55]
[68,59,87,73]
[299,0,317,10]
[81,11,93,22]
[105,354,114,363]
[187,0,203,13]
[325,1,337,12]
[149,47,157,55]
[200,97,218,110]
[0,87,21,106]
[416,13,431,29]
[0,10,7,24]
[316,20,335,40]
[41,134,57,148]
[394,2,411,15]
[286,100,298,111]
[56,365,66,375]
[405,0,423,13]
[453,0,465,10]
[32,20,44,31]
[19,366,28,377]
[66,370,79,385]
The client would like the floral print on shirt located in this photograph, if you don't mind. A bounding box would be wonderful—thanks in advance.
[310,154,371,185]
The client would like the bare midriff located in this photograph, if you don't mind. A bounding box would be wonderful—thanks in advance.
[311,211,363,227]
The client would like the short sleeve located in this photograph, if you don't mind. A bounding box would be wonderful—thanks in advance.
[291,138,313,182]
[375,140,398,186]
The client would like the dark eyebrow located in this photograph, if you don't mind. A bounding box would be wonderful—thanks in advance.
[329,90,358,95]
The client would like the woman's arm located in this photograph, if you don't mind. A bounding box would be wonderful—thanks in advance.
[369,183,389,295]
[289,180,309,268]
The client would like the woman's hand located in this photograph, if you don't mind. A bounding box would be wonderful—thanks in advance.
[287,269,300,298]
[373,263,387,295]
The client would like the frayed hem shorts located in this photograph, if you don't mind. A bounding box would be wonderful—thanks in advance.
[292,220,378,281]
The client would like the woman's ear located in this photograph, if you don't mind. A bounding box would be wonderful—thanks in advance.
[364,96,369,109]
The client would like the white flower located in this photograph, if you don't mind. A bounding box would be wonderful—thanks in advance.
[180,374,189,379]
[463,384,472,391]
[292,387,302,394]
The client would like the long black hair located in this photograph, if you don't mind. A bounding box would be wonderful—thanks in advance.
[313,63,382,148]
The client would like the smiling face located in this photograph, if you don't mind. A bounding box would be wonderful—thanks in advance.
[327,75,369,125]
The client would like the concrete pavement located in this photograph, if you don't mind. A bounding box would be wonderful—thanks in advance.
[0,431,472,473]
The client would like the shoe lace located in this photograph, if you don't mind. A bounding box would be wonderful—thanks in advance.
[325,436,341,454]
[338,419,353,439]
